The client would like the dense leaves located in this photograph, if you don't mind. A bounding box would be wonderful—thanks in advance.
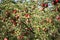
[0,0,60,40]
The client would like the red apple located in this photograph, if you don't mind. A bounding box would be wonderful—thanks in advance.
[13,21,17,26]
[45,4,48,7]
[56,15,60,20]
[29,27,32,31]
[25,14,30,18]
[13,10,17,13]
[41,3,45,7]
[15,14,19,19]
[4,38,8,40]
[56,0,59,3]
[52,1,57,5]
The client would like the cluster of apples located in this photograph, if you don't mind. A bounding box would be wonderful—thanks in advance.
[52,0,60,12]
[40,0,60,11]
[41,0,60,6]
[4,9,31,26]
[56,15,60,21]
[52,0,60,5]
[41,0,60,7]
[3,10,19,26]
[41,3,48,8]
[3,9,31,40]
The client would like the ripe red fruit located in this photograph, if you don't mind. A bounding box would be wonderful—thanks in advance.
[29,27,32,31]
[4,38,8,40]
[13,21,17,26]
[45,4,48,7]
[13,10,17,13]
[15,15,19,19]
[56,15,60,20]
[25,14,30,18]
[41,3,45,7]
[52,1,57,5]
[56,0,59,3]
[10,19,17,26]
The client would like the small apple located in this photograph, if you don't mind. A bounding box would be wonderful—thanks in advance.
[4,38,8,40]
[13,21,17,26]
[52,1,57,5]
[56,0,59,3]
[41,3,45,7]
[25,14,30,18]
[56,15,60,21]
[45,4,48,7]
[13,10,17,13]
[29,27,32,31]
[15,14,19,19]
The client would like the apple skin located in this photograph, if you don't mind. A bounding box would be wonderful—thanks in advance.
[56,15,60,21]
[4,38,8,40]
[45,4,48,7]
[13,10,17,14]
[15,15,19,19]
[41,3,45,7]
[52,1,57,5]
[25,14,30,18]
[56,0,59,3]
